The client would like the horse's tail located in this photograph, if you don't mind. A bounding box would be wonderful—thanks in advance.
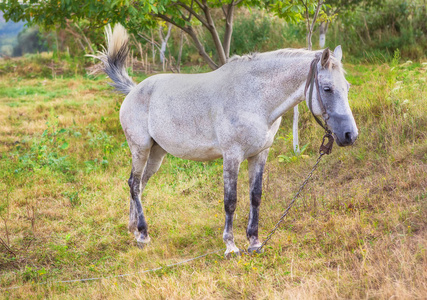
[90,24,136,95]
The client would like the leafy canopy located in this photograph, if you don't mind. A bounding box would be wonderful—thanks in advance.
[0,0,322,34]
[0,0,326,68]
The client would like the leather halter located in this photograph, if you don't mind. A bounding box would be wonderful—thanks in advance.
[304,57,330,131]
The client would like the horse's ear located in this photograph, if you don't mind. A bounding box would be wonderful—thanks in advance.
[321,47,330,68]
[334,45,343,61]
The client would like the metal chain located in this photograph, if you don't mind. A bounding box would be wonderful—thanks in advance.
[257,131,333,253]
[256,57,336,252]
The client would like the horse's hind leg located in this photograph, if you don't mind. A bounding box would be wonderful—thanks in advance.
[222,153,244,257]
[140,143,166,192]
[246,148,269,253]
[126,138,153,246]
[128,143,166,248]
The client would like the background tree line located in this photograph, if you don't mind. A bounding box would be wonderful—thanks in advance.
[0,0,426,66]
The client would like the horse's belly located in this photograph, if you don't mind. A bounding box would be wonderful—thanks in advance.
[156,140,223,161]
[169,145,223,161]
[149,125,222,161]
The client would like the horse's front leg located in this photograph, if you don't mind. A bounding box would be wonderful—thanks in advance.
[247,148,269,253]
[222,154,243,257]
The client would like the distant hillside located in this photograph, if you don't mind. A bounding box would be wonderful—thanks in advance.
[0,11,25,56]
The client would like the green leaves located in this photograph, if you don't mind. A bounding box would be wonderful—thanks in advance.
[267,0,328,24]
[60,142,69,150]
[268,0,304,23]
[277,143,310,163]
[0,0,318,33]
[0,0,155,33]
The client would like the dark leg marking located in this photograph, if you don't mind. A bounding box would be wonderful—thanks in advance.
[128,168,138,232]
[246,170,263,240]
[247,149,269,253]
[222,155,243,257]
[130,171,149,237]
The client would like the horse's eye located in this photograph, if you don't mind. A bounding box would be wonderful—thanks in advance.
[323,86,332,92]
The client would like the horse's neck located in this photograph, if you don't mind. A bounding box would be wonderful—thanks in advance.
[259,56,314,125]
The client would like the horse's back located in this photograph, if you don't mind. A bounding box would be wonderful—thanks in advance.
[121,72,227,160]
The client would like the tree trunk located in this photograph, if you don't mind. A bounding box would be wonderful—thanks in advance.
[319,22,328,48]
[159,23,172,64]
[151,29,156,65]
[293,106,300,153]
[177,29,184,73]
[222,3,235,60]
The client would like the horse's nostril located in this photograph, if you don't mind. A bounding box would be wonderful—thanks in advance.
[344,132,352,143]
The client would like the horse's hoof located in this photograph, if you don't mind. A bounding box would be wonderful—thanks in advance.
[135,232,151,249]
[247,246,263,254]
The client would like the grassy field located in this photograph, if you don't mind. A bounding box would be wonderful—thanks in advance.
[0,54,426,299]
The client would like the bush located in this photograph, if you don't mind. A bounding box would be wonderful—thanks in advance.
[329,0,427,61]
[12,26,48,56]
[230,11,284,55]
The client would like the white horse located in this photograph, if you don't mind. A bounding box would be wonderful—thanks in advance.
[94,24,358,256]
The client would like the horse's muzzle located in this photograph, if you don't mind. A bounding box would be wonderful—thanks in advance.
[334,130,358,147]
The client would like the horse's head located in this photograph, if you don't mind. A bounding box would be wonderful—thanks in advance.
[305,46,358,147]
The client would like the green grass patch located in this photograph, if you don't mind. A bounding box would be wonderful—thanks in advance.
[0,58,426,298]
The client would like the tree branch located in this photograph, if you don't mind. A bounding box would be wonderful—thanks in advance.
[156,13,218,69]
[299,0,311,49]
[221,5,227,17]
[64,28,85,51]
[165,24,172,41]
[183,0,194,22]
[0,237,15,257]
[310,0,323,34]
[176,1,209,28]
[194,0,204,9]
[222,0,235,17]
[138,33,162,50]
[186,27,219,69]
[300,0,323,50]
[156,13,190,34]
[65,20,94,53]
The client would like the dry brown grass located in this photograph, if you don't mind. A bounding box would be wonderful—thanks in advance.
[0,57,426,299]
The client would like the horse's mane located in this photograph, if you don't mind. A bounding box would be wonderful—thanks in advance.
[228,48,317,63]
[227,48,343,71]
